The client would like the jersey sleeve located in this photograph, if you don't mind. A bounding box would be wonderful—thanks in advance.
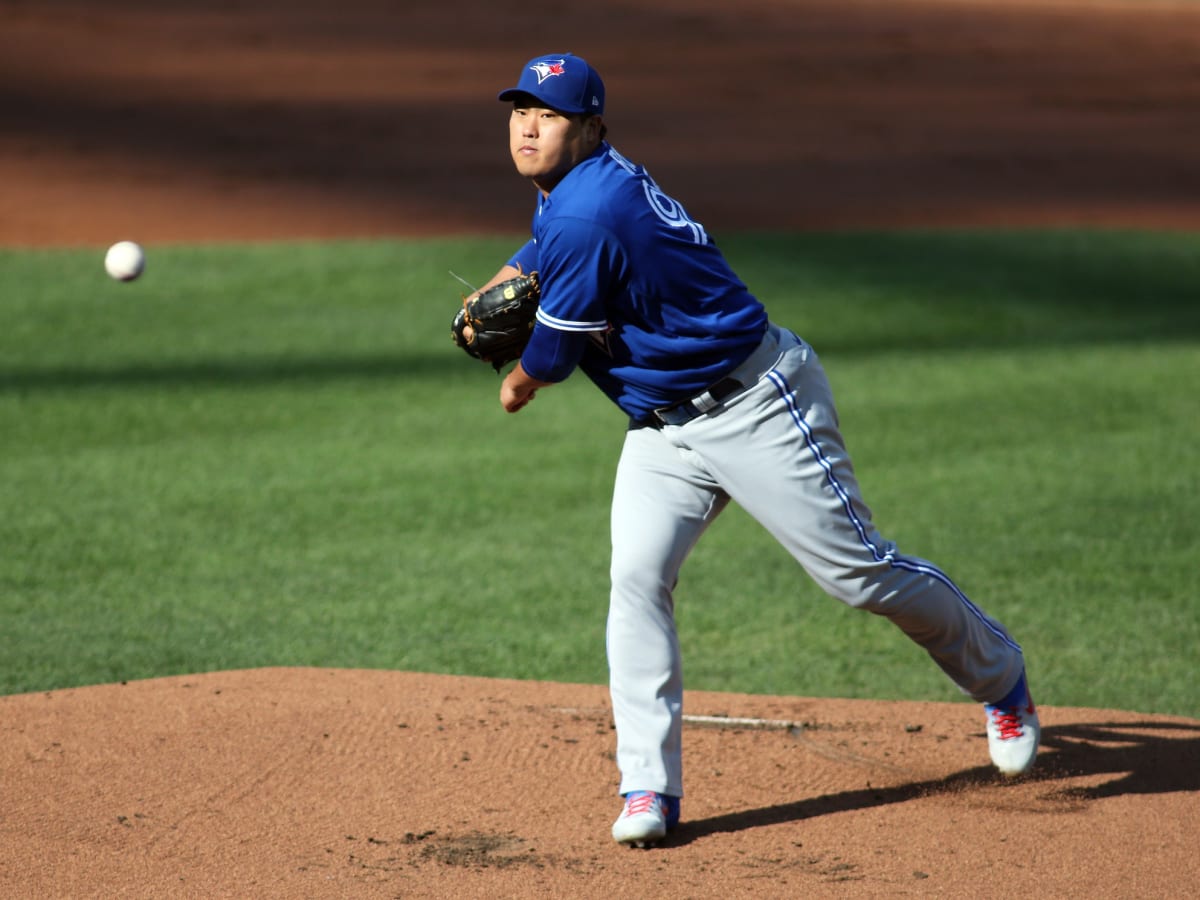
[506,238,539,274]
[533,216,625,334]
[519,324,589,383]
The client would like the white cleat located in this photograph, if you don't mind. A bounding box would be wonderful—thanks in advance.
[985,673,1040,776]
[611,791,679,847]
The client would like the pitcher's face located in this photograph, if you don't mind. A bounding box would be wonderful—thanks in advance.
[509,104,603,194]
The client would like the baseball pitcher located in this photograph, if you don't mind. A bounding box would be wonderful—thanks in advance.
[452,52,1040,848]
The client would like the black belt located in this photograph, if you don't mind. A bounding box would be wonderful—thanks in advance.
[649,376,745,428]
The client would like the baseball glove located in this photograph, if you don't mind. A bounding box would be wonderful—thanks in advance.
[451,271,540,372]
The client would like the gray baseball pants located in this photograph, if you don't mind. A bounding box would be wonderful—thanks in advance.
[607,323,1025,798]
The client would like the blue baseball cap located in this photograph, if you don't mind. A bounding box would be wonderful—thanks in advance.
[497,53,605,116]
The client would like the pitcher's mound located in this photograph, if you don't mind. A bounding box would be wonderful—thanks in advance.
[2,667,1196,897]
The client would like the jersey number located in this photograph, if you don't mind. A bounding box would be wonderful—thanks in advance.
[609,148,709,246]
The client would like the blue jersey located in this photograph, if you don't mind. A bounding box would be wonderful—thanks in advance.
[512,142,767,421]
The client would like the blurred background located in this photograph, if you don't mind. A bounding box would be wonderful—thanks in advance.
[3,0,1200,246]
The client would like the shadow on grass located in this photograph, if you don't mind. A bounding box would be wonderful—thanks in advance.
[673,719,1200,844]
[0,353,462,393]
[723,230,1200,354]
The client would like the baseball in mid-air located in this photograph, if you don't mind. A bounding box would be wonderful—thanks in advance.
[104,240,145,282]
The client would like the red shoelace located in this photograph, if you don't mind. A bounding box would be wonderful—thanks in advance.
[990,707,1026,740]
[624,793,660,817]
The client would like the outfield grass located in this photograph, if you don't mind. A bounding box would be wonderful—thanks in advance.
[1,231,1197,717]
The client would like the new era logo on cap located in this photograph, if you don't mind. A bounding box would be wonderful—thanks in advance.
[498,52,605,115]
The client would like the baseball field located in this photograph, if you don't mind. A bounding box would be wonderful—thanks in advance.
[2,0,1198,896]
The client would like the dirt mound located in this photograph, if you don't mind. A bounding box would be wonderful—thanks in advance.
[2,668,1197,897]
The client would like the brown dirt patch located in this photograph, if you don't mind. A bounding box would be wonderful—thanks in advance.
[3,1,1199,896]
[3,669,1198,898]
[3,0,1200,246]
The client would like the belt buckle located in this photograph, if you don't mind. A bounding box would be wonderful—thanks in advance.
[651,404,685,427]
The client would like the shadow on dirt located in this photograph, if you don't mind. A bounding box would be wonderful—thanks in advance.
[675,720,1200,844]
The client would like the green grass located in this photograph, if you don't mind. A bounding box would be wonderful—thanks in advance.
[1,231,1197,717]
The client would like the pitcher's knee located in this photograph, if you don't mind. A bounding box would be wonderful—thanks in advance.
[819,560,914,612]
[611,558,676,615]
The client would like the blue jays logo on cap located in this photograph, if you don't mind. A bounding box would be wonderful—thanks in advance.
[498,52,605,116]
[530,59,568,84]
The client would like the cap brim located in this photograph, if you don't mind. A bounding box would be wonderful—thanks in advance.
[497,88,586,115]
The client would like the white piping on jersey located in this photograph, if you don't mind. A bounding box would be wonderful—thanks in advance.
[536,308,609,332]
[764,368,1023,654]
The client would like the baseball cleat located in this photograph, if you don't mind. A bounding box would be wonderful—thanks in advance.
[611,791,680,847]
[985,671,1040,776]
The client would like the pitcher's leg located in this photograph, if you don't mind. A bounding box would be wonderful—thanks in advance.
[608,426,727,797]
[694,338,1025,702]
